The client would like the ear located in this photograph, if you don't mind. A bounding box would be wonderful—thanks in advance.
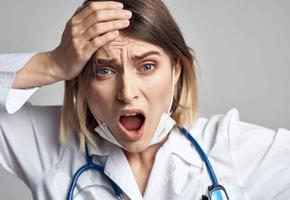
[173,59,182,86]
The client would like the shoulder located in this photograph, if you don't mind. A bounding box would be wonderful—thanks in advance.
[183,108,290,199]
[0,102,63,166]
[0,103,66,187]
[1,102,62,134]
[194,108,290,199]
[169,108,242,164]
[187,108,288,151]
[180,107,290,172]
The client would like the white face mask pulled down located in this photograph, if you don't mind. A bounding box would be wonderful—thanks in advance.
[94,68,176,149]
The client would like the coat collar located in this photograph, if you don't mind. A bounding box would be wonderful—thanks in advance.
[87,123,204,168]
[86,135,143,200]
[86,120,205,199]
[166,125,204,169]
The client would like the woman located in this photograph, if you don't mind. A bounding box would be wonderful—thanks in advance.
[0,0,290,199]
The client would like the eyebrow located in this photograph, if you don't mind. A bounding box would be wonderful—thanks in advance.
[95,50,161,65]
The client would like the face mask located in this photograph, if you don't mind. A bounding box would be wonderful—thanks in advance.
[94,68,176,149]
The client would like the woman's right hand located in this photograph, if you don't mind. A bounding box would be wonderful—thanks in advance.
[50,1,132,81]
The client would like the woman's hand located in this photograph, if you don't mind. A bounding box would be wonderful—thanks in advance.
[50,1,132,81]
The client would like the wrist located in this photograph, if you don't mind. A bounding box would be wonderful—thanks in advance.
[47,49,65,82]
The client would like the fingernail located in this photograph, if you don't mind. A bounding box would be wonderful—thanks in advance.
[122,20,130,26]
[124,10,132,17]
[112,30,119,36]
[116,3,123,9]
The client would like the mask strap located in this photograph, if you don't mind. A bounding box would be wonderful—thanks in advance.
[167,66,175,114]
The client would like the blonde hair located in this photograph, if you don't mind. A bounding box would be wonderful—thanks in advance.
[60,0,199,151]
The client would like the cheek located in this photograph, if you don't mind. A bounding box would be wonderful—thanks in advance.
[144,70,172,111]
[86,83,115,117]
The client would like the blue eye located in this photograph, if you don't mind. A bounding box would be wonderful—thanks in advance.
[96,68,114,76]
[141,63,155,71]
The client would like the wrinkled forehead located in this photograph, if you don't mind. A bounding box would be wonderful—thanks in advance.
[95,35,164,59]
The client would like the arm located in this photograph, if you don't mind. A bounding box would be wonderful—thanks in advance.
[0,53,39,113]
[0,52,56,114]
[1,1,131,114]
[12,52,61,89]
[228,113,290,199]
[0,1,132,188]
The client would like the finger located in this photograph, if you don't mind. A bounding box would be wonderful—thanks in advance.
[85,9,132,23]
[82,9,132,31]
[88,8,132,22]
[73,6,83,16]
[82,19,129,41]
[71,1,124,25]
[71,9,131,37]
[84,30,120,57]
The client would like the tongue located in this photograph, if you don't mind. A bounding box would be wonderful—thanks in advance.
[120,115,143,130]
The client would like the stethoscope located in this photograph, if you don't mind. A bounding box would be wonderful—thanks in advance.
[66,127,230,200]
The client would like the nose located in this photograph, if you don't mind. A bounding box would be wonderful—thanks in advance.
[116,72,139,103]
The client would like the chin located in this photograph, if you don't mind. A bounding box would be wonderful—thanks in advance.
[121,140,150,153]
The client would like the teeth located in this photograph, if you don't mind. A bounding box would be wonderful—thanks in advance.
[123,113,139,117]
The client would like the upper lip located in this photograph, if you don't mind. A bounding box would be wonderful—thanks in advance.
[118,108,146,120]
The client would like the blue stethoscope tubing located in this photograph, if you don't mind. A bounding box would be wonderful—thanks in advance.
[178,127,218,185]
[66,145,123,200]
[66,127,223,200]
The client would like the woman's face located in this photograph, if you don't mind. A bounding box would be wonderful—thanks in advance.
[86,35,180,152]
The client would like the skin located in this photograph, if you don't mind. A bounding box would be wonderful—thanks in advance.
[13,1,132,89]
[86,35,181,194]
[11,1,181,195]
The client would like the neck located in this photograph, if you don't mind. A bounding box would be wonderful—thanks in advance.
[123,139,166,195]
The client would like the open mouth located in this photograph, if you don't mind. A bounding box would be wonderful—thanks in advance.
[118,112,145,140]
[119,113,145,131]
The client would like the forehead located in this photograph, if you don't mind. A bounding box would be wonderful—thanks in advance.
[95,35,165,58]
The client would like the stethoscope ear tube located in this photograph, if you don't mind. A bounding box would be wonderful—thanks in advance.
[178,127,230,200]
[178,127,218,185]
[66,145,124,200]
[66,163,100,200]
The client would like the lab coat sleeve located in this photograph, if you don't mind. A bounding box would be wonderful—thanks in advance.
[228,110,290,199]
[0,53,39,114]
[0,102,63,189]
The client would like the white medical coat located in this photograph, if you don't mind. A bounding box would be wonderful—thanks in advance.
[0,53,290,200]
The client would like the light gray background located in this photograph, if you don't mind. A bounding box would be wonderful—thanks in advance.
[0,0,289,199]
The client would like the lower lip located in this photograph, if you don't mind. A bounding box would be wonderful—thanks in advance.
[118,119,145,141]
